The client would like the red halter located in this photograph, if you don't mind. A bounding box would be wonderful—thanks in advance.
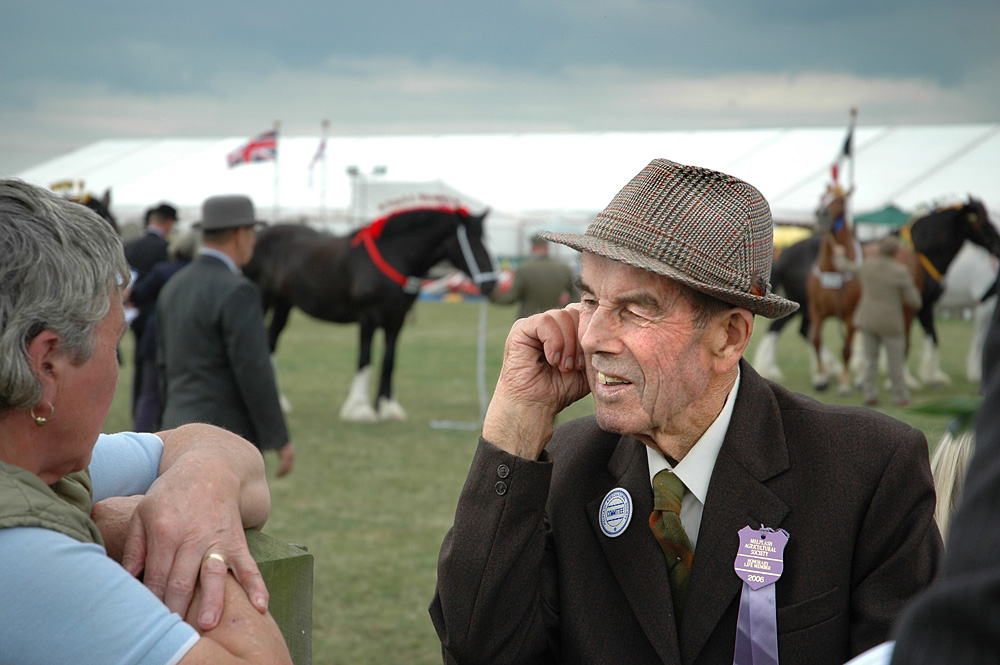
[350,206,470,293]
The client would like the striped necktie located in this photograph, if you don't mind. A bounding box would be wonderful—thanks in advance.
[649,469,694,621]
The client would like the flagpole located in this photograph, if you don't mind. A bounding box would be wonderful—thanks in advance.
[320,119,329,221]
[846,107,857,229]
[273,119,281,223]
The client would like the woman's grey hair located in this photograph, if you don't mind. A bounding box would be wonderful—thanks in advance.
[0,178,129,411]
[168,229,199,262]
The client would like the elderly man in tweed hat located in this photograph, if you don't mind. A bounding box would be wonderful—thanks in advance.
[431,159,940,665]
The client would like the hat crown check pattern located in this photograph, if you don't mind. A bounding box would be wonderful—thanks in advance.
[541,159,799,319]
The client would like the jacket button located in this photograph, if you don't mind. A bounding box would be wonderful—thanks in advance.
[497,464,510,479]
[495,481,508,496]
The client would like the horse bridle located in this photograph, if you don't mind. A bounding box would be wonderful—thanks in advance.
[351,212,497,294]
[456,223,498,286]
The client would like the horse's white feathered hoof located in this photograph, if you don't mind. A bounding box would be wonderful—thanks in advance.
[837,371,852,397]
[919,337,951,387]
[751,332,784,382]
[340,366,377,422]
[377,397,407,421]
[340,398,378,423]
[279,393,293,414]
[904,367,922,390]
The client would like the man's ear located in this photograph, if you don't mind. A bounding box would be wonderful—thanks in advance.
[25,330,62,400]
[710,309,754,373]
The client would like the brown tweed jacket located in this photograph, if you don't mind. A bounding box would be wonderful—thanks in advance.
[431,360,941,665]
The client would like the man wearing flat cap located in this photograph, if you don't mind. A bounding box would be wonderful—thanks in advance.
[430,160,940,665]
[157,195,295,477]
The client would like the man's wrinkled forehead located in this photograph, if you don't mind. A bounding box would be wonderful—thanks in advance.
[576,253,683,314]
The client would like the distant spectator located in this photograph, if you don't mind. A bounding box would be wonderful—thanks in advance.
[491,235,577,318]
[128,231,199,432]
[157,195,294,477]
[835,235,922,406]
[124,203,178,423]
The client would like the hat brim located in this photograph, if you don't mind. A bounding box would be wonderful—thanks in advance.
[539,230,800,319]
[193,220,268,231]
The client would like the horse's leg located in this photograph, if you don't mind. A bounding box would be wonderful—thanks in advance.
[838,319,855,396]
[267,300,292,354]
[266,300,294,413]
[376,314,408,422]
[808,302,830,391]
[751,316,791,381]
[340,317,378,423]
[918,307,951,387]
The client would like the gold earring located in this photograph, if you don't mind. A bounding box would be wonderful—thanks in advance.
[30,402,54,427]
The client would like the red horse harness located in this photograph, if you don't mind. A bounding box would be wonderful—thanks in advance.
[351,206,475,294]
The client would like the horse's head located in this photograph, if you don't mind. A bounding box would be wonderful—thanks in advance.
[52,180,119,233]
[81,189,119,233]
[962,197,1000,256]
[448,208,497,296]
[815,184,847,236]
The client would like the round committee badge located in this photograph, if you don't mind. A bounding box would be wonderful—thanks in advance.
[599,487,633,537]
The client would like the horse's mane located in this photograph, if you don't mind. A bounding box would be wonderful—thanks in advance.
[361,206,470,240]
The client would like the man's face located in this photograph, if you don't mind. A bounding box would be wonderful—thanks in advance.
[577,253,717,447]
[234,225,258,267]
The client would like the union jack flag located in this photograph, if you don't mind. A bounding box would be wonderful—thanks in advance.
[227,130,277,168]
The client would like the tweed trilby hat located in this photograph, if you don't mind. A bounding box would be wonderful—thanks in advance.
[194,195,267,231]
[540,159,799,319]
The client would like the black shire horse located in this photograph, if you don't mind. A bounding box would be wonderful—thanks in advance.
[753,197,1000,387]
[244,207,497,422]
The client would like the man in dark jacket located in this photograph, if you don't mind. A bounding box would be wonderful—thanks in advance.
[431,159,940,665]
[124,203,177,424]
[157,195,294,476]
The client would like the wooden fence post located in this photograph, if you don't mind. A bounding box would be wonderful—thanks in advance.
[245,529,313,665]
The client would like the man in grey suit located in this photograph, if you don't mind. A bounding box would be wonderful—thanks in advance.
[157,195,294,477]
[430,159,940,664]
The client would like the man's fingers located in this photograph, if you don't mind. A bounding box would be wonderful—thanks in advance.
[195,551,230,630]
[159,541,204,617]
[534,308,583,372]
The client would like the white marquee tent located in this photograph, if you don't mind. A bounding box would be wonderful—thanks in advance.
[15,123,1000,258]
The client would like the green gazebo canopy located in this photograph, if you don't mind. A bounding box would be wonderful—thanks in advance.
[854,204,911,227]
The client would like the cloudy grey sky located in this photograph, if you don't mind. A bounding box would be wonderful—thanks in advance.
[2,0,997,175]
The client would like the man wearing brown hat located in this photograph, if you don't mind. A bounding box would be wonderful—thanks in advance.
[157,195,295,477]
[430,160,939,664]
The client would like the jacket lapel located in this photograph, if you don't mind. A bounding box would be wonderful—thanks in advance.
[587,435,683,664]
[680,361,791,664]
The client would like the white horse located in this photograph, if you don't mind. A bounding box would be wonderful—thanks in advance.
[933,243,997,383]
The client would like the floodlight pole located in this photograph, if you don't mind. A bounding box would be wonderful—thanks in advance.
[320,119,329,220]
[846,107,857,229]
[273,119,281,223]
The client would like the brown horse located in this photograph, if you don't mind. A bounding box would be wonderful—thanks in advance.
[806,185,862,393]
[800,196,1000,394]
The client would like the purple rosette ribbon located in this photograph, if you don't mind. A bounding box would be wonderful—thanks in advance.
[732,525,789,665]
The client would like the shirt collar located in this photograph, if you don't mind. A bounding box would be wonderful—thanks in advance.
[199,247,239,273]
[646,366,741,506]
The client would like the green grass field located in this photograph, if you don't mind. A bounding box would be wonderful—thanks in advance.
[103,300,982,664]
